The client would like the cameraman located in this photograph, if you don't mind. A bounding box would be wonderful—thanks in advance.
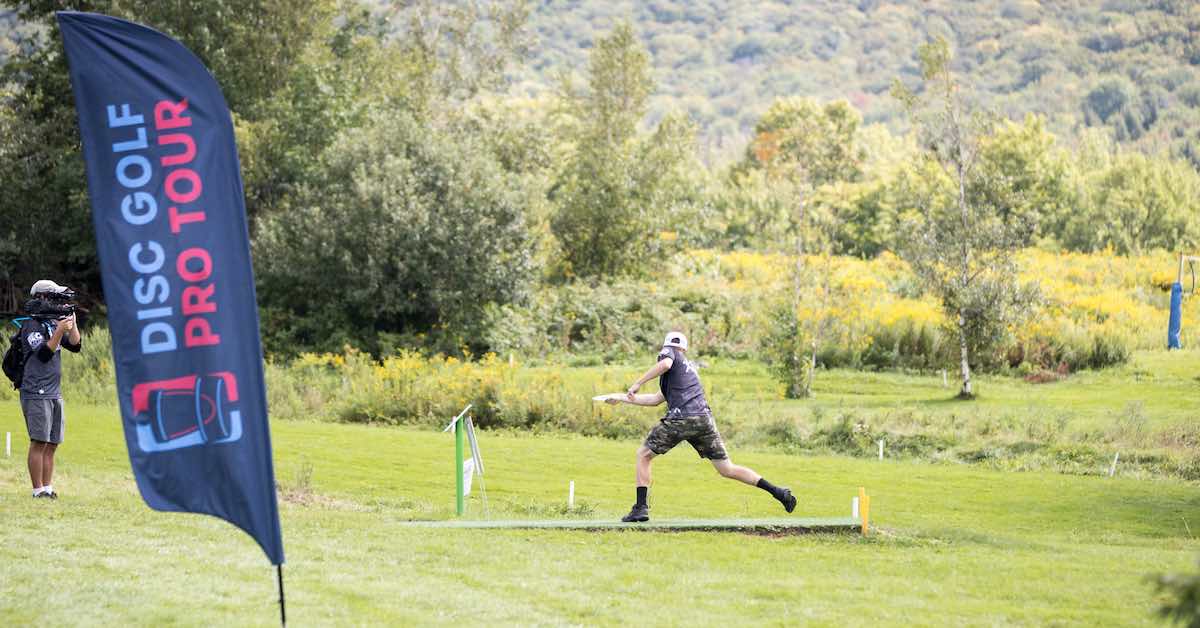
[20,279,81,499]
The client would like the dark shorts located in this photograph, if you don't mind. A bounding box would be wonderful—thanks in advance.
[642,411,728,460]
[22,397,65,444]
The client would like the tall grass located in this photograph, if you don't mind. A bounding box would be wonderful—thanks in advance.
[488,249,1194,373]
[267,349,654,440]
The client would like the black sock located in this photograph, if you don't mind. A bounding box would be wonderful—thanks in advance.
[756,478,780,497]
[636,486,648,507]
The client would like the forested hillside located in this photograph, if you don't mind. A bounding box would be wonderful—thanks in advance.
[507,0,1200,163]
[0,8,35,63]
[7,3,1200,163]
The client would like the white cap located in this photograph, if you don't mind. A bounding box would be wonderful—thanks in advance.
[30,279,69,296]
[662,332,688,352]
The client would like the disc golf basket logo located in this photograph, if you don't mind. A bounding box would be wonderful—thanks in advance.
[131,373,243,453]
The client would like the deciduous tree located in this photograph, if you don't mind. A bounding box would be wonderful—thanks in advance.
[891,37,1038,398]
[743,97,863,398]
[550,23,700,279]
[254,111,533,355]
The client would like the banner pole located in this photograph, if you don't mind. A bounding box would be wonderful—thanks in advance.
[456,420,465,516]
[277,565,287,626]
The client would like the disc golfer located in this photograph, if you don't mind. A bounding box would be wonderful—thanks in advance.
[605,332,797,522]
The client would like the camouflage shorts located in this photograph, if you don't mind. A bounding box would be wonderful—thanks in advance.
[642,411,728,460]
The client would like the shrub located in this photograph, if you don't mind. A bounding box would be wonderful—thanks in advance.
[484,278,756,360]
[812,415,876,455]
[757,417,808,452]
[1149,561,1200,627]
[254,110,534,357]
[262,348,657,440]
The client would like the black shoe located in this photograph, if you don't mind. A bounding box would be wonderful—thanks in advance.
[33,492,50,499]
[621,503,649,522]
[777,488,797,513]
[46,490,58,500]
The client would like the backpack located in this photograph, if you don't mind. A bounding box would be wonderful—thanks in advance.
[2,319,28,390]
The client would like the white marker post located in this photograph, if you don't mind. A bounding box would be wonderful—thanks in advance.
[878,439,884,461]
[1109,452,1120,477]
[852,496,860,519]
[568,481,575,508]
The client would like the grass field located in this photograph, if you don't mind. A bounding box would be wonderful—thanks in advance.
[30,332,1200,478]
[1,399,1197,626]
[585,349,1200,429]
[543,350,1200,480]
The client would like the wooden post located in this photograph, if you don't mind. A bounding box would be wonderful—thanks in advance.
[858,487,870,535]
[1179,254,1200,286]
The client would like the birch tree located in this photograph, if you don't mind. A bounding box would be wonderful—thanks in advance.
[891,37,1037,398]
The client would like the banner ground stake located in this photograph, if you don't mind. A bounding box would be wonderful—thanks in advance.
[277,565,286,626]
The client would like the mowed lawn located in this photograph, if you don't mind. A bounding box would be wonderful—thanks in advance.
[1,403,1197,626]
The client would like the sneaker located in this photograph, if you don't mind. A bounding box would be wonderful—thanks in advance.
[32,492,50,499]
[776,488,797,513]
[46,490,58,500]
[621,503,649,523]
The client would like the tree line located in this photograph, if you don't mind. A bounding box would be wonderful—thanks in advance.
[1,2,1197,372]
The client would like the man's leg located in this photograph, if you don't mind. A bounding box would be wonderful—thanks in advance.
[709,457,761,486]
[41,443,57,491]
[27,441,45,491]
[24,398,53,495]
[709,458,797,513]
[623,446,657,522]
[625,418,684,522]
[692,415,796,512]
[42,400,63,496]
[636,445,656,487]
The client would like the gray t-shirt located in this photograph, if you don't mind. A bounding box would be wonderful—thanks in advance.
[657,346,710,415]
[19,319,80,400]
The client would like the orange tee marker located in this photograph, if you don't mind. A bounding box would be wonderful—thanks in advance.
[859,486,871,535]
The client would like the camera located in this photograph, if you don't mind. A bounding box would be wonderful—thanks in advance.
[25,289,78,321]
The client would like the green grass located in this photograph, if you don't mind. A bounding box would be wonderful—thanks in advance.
[553,350,1200,479]
[24,330,1200,477]
[587,349,1200,430]
[396,517,860,531]
[1,403,1197,625]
